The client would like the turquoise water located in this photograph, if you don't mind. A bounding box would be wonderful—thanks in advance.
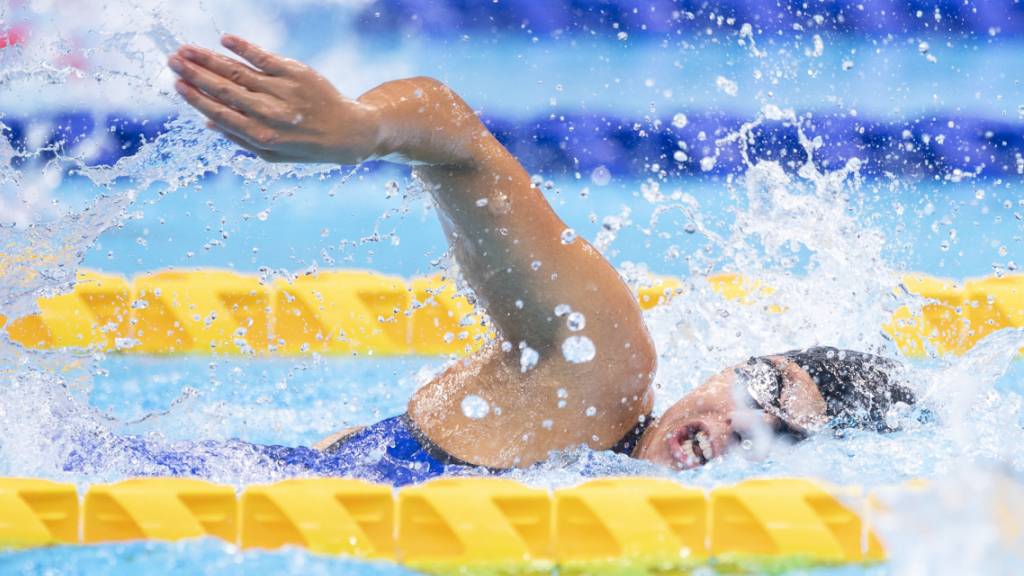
[0,540,888,576]
[3,0,1024,573]
[0,541,419,576]
[77,170,1024,281]
[75,339,1024,491]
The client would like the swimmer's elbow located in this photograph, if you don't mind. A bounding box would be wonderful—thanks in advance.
[382,76,465,112]
[360,75,487,168]
[404,75,448,92]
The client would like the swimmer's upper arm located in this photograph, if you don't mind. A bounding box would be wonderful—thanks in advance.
[397,89,657,466]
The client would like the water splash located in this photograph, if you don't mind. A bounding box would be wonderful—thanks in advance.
[0,3,361,483]
[646,108,901,409]
[0,6,1021,570]
[872,466,1024,574]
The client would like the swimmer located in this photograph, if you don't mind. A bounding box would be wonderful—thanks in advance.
[155,36,918,483]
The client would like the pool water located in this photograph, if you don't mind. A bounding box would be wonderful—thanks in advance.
[2,0,1024,574]
[38,351,1018,489]
[0,539,893,576]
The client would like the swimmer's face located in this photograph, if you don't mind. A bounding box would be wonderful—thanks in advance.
[633,375,779,470]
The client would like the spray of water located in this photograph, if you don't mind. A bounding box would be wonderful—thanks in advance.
[0,2,356,483]
[515,110,1024,496]
[0,5,1021,570]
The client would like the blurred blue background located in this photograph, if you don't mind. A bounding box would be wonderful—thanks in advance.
[1,0,1021,280]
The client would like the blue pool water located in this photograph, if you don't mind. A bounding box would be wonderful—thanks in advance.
[3,0,1024,574]
[0,540,888,576]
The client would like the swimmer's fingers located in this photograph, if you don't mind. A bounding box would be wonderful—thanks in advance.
[177,45,274,94]
[174,80,277,147]
[220,34,296,77]
[169,55,285,123]
[208,122,298,163]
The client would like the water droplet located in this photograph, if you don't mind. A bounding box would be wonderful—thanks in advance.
[461,395,490,419]
[700,157,716,172]
[811,34,824,56]
[585,406,597,417]
[256,210,269,222]
[531,260,542,271]
[562,335,596,363]
[616,31,628,41]
[673,150,688,163]
[114,337,140,350]
[715,75,738,97]
[683,222,697,234]
[520,346,540,372]
[515,299,524,309]
[541,419,553,430]
[590,165,612,186]
[918,41,930,54]
[554,304,572,317]
[384,180,399,199]
[566,311,586,331]
[560,228,577,244]
[671,113,688,129]
[475,198,489,207]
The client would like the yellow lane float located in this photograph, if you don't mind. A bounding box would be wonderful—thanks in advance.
[0,476,928,569]
[0,478,78,548]
[1,268,1022,357]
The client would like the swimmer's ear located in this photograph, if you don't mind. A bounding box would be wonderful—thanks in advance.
[220,34,292,76]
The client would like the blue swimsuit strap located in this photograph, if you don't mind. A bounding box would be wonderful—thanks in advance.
[396,413,480,467]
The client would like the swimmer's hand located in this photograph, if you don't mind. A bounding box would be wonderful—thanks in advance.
[168,35,381,164]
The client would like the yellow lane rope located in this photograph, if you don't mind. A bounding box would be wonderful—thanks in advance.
[0,476,904,569]
[0,269,1021,356]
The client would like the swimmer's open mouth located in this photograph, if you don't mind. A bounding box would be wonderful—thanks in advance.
[669,422,713,468]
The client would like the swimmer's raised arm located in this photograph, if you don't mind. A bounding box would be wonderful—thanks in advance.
[170,35,656,468]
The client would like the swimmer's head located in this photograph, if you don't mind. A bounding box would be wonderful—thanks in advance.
[632,376,785,469]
